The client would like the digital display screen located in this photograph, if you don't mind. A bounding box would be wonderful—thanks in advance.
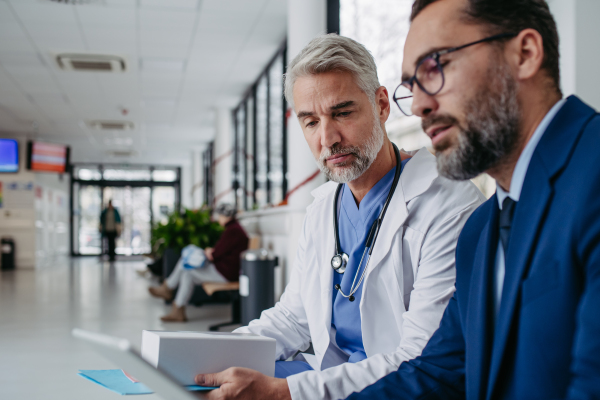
[0,139,19,173]
[29,141,69,173]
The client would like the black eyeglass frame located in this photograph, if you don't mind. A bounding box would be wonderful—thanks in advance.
[393,32,518,116]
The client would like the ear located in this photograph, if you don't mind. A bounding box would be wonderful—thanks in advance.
[508,28,545,82]
[375,86,391,124]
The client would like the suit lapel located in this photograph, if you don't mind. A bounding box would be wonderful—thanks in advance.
[486,157,552,399]
[465,199,499,400]
[486,96,596,398]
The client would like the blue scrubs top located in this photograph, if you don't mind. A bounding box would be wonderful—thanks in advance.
[332,159,409,363]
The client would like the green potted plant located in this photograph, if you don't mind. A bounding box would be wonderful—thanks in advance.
[151,208,223,278]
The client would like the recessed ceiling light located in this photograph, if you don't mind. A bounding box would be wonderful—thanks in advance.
[140,58,186,73]
[86,120,135,131]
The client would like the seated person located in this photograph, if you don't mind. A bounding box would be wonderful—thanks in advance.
[192,34,485,400]
[149,203,249,322]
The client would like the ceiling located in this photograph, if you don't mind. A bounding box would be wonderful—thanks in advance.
[0,0,287,165]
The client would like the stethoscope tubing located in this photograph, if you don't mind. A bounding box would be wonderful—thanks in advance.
[333,143,403,300]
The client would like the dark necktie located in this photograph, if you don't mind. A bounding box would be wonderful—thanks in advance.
[499,197,517,257]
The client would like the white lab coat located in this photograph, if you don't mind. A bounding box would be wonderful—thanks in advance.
[235,148,485,400]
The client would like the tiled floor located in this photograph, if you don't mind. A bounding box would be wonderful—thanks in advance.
[0,257,234,400]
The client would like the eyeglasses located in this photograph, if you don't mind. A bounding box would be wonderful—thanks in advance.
[393,33,517,116]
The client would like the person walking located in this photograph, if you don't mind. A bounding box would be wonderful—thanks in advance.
[99,200,121,261]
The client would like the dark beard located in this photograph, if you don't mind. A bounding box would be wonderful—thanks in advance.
[429,63,521,181]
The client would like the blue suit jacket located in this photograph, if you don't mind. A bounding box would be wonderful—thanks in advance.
[347,96,600,400]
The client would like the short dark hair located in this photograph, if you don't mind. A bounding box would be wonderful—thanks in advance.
[411,0,561,95]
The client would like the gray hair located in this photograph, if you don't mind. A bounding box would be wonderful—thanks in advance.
[284,34,381,109]
[215,203,236,218]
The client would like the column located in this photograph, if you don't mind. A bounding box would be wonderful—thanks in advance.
[286,0,328,210]
[213,107,235,206]
[549,0,600,109]
[191,147,203,208]
[281,0,329,285]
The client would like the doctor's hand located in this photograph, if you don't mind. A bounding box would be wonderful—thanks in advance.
[195,367,291,400]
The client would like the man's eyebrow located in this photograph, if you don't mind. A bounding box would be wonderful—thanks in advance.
[330,101,354,111]
[402,45,452,82]
[296,110,313,119]
[296,101,354,119]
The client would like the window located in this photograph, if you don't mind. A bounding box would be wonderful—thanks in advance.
[255,75,269,208]
[269,52,285,205]
[232,44,287,211]
[245,97,255,208]
[152,169,178,182]
[234,106,247,209]
[103,168,151,181]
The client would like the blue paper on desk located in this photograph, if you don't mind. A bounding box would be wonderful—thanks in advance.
[78,369,217,395]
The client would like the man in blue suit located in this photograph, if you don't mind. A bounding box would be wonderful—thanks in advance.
[348,0,600,399]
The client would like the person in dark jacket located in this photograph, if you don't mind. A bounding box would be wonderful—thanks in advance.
[99,200,121,261]
[149,203,249,322]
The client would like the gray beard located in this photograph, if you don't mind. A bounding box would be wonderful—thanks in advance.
[317,118,385,184]
[434,63,521,181]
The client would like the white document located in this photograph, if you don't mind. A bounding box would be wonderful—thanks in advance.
[141,331,276,385]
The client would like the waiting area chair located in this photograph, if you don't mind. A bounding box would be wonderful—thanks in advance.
[201,282,241,331]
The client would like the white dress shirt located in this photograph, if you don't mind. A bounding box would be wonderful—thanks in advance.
[493,99,566,316]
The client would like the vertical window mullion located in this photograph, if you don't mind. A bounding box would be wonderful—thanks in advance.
[232,109,239,210]
[252,85,258,207]
[282,46,288,198]
[266,70,271,204]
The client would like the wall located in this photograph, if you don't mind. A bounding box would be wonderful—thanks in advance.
[0,137,69,269]
[237,207,304,300]
[548,0,600,110]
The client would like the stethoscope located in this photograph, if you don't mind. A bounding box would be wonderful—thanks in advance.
[331,143,402,302]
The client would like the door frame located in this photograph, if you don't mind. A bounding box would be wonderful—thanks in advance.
[70,165,181,257]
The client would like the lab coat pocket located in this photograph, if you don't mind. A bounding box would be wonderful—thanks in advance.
[400,227,425,310]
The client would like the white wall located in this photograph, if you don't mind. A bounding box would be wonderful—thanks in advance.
[213,108,235,206]
[179,160,193,210]
[0,137,69,269]
[548,0,600,109]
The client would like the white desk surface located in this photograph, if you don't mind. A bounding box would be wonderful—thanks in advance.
[0,257,235,400]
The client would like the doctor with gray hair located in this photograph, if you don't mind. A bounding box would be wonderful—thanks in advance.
[193,34,485,400]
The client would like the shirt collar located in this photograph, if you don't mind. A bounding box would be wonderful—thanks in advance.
[496,99,566,209]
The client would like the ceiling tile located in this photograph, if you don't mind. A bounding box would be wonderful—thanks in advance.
[83,27,137,53]
[139,8,196,30]
[10,2,79,24]
[0,0,294,163]
[75,5,136,27]
[0,2,18,24]
[140,0,199,10]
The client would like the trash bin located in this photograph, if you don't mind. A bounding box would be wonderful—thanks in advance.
[1,238,15,271]
[240,249,278,325]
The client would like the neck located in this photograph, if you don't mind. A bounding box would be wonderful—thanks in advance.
[487,92,562,191]
[347,139,408,205]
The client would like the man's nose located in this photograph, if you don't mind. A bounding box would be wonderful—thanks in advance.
[320,118,342,149]
[411,84,438,118]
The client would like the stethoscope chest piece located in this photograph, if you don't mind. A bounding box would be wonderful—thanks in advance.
[331,252,349,274]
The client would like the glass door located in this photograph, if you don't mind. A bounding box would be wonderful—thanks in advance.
[103,186,152,255]
[75,185,103,255]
